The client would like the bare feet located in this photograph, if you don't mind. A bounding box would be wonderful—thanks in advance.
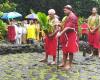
[48,61,56,65]
[89,53,93,57]
[39,59,47,63]
[50,61,56,65]
[62,64,71,70]
[99,54,100,58]
[58,63,65,67]
[67,57,69,60]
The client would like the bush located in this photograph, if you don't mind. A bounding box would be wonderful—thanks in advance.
[78,17,84,38]
[0,20,7,39]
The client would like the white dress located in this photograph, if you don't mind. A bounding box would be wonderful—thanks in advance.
[16,26,23,45]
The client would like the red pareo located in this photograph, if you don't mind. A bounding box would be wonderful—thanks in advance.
[81,23,88,34]
[88,30,100,49]
[44,35,57,56]
[62,13,79,54]
[88,15,100,49]
[60,33,67,53]
[7,25,16,42]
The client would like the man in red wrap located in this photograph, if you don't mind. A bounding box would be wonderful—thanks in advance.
[40,9,59,65]
[81,19,88,42]
[57,5,79,70]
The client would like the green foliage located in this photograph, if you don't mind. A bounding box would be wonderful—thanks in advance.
[0,20,7,38]
[0,0,17,12]
[10,0,100,18]
[0,20,6,27]
[0,0,17,39]
[78,17,84,26]
[0,11,3,17]
[37,12,50,34]
[78,17,84,37]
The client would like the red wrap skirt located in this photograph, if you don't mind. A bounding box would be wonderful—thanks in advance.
[44,35,57,56]
[7,26,16,42]
[60,31,78,54]
[60,33,67,53]
[88,30,100,49]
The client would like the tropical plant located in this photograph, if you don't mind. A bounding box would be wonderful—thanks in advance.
[78,17,84,38]
[37,12,51,34]
[0,20,7,39]
[0,11,3,17]
[0,0,17,13]
[0,0,17,39]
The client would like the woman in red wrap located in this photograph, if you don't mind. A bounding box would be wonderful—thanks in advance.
[7,21,16,43]
[40,9,59,65]
[57,5,79,70]
[88,7,100,57]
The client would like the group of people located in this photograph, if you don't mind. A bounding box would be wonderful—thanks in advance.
[6,4,100,70]
[81,7,100,58]
[40,5,100,70]
[7,19,44,45]
[40,5,78,70]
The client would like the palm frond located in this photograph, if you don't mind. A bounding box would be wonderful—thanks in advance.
[37,12,49,33]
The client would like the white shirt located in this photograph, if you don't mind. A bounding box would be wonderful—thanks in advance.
[16,26,23,38]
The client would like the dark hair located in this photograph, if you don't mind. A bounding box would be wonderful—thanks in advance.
[64,6,78,16]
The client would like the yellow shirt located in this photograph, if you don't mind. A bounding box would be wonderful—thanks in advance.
[35,23,40,40]
[27,24,36,39]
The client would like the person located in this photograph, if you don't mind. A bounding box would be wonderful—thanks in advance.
[27,20,36,44]
[34,19,41,41]
[58,16,69,67]
[39,9,59,65]
[81,19,88,42]
[12,19,19,44]
[15,21,23,45]
[21,20,28,44]
[7,21,16,44]
[88,7,100,57]
[57,5,79,70]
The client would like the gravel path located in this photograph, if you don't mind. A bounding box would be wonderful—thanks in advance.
[0,51,100,80]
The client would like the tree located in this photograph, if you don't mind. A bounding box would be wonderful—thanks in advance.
[0,0,17,39]
[0,0,17,13]
[9,0,100,18]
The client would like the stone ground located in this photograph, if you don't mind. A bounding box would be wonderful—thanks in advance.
[0,51,100,80]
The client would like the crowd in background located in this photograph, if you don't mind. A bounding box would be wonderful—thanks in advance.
[7,19,45,45]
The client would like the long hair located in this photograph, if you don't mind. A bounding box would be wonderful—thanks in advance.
[71,9,78,17]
